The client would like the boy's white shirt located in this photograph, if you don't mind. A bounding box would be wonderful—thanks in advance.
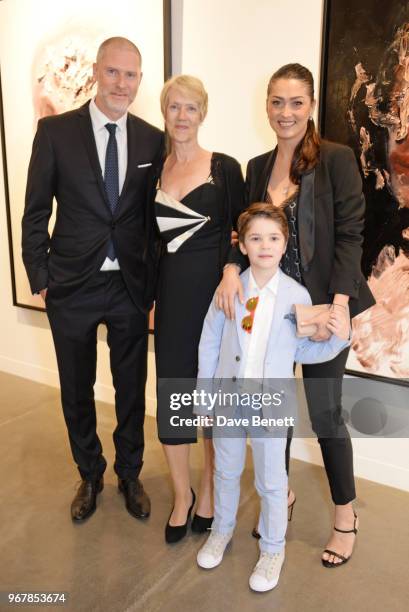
[241,270,279,379]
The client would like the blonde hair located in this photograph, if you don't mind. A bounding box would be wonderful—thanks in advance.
[160,74,208,121]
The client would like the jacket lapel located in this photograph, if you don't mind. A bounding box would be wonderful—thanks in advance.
[298,168,315,270]
[119,114,138,200]
[265,270,293,361]
[254,147,277,201]
[77,102,111,211]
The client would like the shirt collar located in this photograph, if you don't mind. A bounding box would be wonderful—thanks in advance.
[89,98,127,133]
[248,268,279,297]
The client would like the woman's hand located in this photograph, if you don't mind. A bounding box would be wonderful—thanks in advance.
[230,230,238,246]
[300,309,332,342]
[215,264,244,320]
[327,304,350,340]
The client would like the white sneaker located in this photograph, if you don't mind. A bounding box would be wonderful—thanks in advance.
[249,550,285,592]
[197,531,232,569]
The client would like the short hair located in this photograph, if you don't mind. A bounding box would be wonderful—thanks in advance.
[160,75,208,120]
[237,202,289,243]
[96,37,141,65]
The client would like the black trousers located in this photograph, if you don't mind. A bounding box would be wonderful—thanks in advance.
[286,346,355,505]
[46,271,148,481]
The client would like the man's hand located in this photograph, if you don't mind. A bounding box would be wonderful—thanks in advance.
[215,264,243,320]
[39,288,48,302]
[327,304,350,340]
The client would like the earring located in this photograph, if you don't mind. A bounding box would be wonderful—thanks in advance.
[309,116,313,121]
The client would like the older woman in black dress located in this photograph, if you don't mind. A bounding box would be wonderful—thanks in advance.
[217,64,375,567]
[153,75,245,543]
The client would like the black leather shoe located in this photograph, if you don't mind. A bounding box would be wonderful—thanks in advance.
[71,477,104,522]
[118,478,151,519]
[191,513,213,533]
[165,489,196,544]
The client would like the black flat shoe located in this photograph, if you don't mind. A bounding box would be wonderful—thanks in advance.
[71,477,104,522]
[118,478,151,519]
[165,489,196,544]
[191,513,214,533]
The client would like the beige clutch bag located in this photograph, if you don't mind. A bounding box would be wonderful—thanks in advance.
[293,304,330,338]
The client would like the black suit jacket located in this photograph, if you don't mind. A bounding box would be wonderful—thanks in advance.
[22,101,164,309]
[239,140,375,317]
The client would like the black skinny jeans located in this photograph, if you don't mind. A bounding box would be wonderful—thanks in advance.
[285,346,355,505]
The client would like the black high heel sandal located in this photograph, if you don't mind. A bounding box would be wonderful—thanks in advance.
[251,491,296,539]
[165,489,196,544]
[321,512,358,568]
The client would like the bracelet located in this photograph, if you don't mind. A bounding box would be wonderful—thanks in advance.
[331,303,347,310]
[223,263,241,272]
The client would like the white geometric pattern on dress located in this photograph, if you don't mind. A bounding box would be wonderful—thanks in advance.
[155,189,210,252]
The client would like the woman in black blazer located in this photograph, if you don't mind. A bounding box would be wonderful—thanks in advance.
[217,64,375,567]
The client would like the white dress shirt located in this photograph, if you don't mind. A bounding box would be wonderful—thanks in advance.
[89,98,128,271]
[241,269,279,379]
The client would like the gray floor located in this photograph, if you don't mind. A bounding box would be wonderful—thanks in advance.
[0,371,408,612]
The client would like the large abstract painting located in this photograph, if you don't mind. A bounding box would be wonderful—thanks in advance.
[320,0,409,382]
[0,0,170,312]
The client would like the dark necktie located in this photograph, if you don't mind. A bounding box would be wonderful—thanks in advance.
[104,123,119,261]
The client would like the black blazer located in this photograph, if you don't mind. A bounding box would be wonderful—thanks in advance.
[243,140,375,317]
[22,101,164,309]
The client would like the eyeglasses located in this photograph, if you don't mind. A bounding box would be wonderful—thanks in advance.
[241,296,259,334]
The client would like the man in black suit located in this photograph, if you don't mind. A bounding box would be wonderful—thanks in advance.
[22,37,163,522]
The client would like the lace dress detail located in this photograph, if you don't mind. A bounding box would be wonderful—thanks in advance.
[266,190,302,282]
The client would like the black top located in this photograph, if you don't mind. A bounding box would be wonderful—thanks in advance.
[266,190,302,282]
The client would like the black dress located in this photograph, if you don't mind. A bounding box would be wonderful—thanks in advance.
[154,153,245,444]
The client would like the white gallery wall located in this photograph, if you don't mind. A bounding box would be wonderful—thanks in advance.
[0,0,408,491]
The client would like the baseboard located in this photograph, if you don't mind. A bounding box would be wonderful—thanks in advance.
[290,437,409,492]
[1,357,407,492]
[0,355,60,388]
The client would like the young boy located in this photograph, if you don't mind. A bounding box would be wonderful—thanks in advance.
[194,203,350,592]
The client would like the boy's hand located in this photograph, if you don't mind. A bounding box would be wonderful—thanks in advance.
[327,304,350,340]
[215,264,244,320]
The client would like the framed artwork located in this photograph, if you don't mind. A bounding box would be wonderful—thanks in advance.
[320,0,409,384]
[0,0,171,318]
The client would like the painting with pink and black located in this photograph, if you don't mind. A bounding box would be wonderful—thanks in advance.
[321,0,409,382]
[0,0,166,311]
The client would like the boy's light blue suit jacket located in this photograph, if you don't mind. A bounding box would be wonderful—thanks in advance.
[196,268,349,423]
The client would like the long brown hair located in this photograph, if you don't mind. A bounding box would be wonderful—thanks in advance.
[267,63,321,184]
